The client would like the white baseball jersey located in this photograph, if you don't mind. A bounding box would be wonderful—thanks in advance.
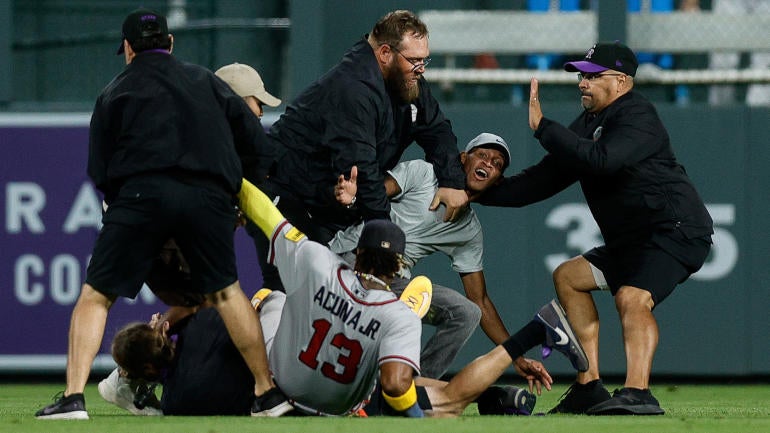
[266,221,421,415]
[329,159,484,278]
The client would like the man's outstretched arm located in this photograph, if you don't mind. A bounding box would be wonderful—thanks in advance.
[238,178,286,238]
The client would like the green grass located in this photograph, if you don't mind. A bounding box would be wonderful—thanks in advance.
[3,382,770,433]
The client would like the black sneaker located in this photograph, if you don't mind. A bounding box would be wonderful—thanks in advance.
[35,392,89,420]
[250,386,293,417]
[586,387,665,415]
[477,385,536,416]
[534,299,589,372]
[548,379,611,414]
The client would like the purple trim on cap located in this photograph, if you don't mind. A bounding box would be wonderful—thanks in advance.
[563,61,608,73]
[142,48,171,54]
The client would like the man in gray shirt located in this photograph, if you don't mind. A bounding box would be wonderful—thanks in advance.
[331,133,512,378]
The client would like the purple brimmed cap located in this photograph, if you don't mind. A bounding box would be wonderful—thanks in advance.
[117,8,168,55]
[564,41,638,77]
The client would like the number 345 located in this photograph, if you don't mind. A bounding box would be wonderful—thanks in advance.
[543,203,737,281]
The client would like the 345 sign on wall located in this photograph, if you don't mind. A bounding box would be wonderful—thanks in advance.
[543,203,738,281]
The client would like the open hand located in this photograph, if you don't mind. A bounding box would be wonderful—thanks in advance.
[513,356,553,395]
[335,166,358,206]
[529,77,543,131]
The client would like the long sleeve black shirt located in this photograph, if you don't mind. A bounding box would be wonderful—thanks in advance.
[479,91,713,252]
[88,51,274,201]
[269,37,465,228]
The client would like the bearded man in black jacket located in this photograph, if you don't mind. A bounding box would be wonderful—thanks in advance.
[250,10,468,292]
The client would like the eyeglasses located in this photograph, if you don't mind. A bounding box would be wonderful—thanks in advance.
[390,46,431,72]
[577,72,624,82]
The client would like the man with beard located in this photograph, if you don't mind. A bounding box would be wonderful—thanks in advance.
[247,10,468,292]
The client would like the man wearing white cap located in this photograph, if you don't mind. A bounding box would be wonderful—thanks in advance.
[332,133,547,382]
[215,63,281,119]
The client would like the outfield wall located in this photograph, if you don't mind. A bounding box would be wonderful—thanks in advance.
[1,105,767,377]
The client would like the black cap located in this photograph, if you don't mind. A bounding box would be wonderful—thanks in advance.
[564,41,638,77]
[357,220,405,255]
[116,8,168,55]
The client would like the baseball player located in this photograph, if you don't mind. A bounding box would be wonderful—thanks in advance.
[238,179,425,415]
[102,180,587,418]
[238,179,576,417]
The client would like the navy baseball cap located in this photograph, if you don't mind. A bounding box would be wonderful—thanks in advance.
[117,8,168,55]
[357,220,406,255]
[465,132,511,169]
[564,41,639,77]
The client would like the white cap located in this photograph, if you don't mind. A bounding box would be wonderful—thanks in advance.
[215,63,281,107]
[465,133,511,168]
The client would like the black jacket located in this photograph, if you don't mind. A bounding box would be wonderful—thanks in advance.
[269,37,465,227]
[88,51,273,201]
[480,91,713,250]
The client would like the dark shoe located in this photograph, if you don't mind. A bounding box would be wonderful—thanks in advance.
[586,387,665,415]
[35,392,89,420]
[534,299,589,372]
[251,387,293,417]
[477,385,536,416]
[548,380,611,414]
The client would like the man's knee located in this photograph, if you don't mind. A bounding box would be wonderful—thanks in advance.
[553,256,594,292]
[614,286,655,313]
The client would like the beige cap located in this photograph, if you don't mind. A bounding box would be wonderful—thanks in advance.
[215,63,281,107]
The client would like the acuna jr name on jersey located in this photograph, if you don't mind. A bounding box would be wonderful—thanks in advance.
[313,286,381,340]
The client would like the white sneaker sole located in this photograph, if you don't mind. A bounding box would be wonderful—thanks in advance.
[36,410,89,420]
[251,400,294,417]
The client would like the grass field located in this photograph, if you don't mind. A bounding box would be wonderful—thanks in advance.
[4,382,770,433]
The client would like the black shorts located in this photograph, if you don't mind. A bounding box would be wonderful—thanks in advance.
[583,233,710,306]
[86,174,238,299]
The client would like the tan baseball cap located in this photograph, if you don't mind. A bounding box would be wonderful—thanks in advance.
[215,63,281,107]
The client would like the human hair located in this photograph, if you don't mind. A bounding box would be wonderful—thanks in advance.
[129,34,172,53]
[111,322,174,382]
[354,248,402,279]
[370,10,428,50]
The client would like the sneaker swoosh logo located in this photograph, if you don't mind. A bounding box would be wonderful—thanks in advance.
[553,327,569,345]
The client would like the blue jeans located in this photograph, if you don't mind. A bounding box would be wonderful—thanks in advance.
[391,277,481,379]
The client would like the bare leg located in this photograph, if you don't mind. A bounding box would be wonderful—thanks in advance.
[207,281,274,396]
[615,286,657,389]
[552,256,601,385]
[423,346,514,417]
[64,284,114,396]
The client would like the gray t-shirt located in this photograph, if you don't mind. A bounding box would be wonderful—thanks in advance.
[329,159,484,278]
[268,221,421,415]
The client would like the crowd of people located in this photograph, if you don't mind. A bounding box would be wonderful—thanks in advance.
[35,7,713,420]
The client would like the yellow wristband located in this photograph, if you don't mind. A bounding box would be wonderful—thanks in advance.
[382,381,418,412]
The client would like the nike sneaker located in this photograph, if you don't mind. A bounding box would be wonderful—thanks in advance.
[35,392,89,420]
[548,379,611,414]
[586,387,665,415]
[477,385,536,416]
[98,367,162,416]
[534,299,589,372]
[251,386,293,417]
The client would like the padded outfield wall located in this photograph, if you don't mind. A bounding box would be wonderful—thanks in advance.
[1,105,767,377]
